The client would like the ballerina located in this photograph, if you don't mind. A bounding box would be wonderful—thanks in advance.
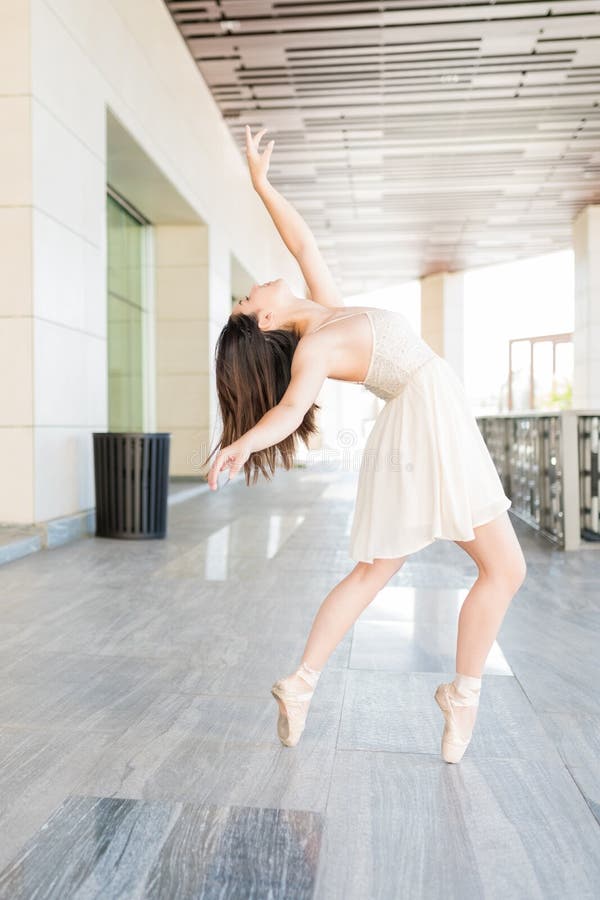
[203,126,527,763]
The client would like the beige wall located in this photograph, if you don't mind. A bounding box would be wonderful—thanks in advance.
[155,224,210,477]
[154,222,234,477]
[0,0,303,525]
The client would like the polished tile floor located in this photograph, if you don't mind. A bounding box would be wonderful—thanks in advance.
[0,464,599,898]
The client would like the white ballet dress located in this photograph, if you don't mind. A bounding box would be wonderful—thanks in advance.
[311,307,512,564]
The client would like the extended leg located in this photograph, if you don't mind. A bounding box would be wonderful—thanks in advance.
[434,510,527,763]
[279,555,407,694]
[301,555,407,669]
[454,510,527,677]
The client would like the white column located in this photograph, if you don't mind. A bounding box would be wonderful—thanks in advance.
[207,223,233,449]
[154,224,212,477]
[560,410,582,551]
[420,271,466,382]
[572,204,600,409]
[0,2,35,524]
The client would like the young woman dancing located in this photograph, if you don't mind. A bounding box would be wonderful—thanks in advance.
[204,126,527,764]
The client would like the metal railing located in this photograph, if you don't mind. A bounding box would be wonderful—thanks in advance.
[477,411,600,550]
[578,415,600,541]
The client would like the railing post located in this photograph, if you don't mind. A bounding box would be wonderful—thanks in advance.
[561,410,580,551]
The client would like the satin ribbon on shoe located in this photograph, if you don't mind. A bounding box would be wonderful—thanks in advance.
[434,676,481,764]
[271,661,322,747]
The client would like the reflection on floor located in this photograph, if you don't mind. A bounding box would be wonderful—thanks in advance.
[0,464,599,898]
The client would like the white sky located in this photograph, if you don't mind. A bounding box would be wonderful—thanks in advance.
[463,249,574,411]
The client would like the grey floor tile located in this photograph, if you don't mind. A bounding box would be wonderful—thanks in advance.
[0,796,323,900]
[498,606,600,715]
[0,728,114,870]
[538,711,600,824]
[314,750,600,900]
[350,619,512,675]
[337,671,561,761]
[171,650,351,699]
[0,677,192,736]
[74,725,339,813]
[0,649,179,687]
[70,679,346,812]
[358,585,470,624]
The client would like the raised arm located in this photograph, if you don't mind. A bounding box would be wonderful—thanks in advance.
[246,126,343,308]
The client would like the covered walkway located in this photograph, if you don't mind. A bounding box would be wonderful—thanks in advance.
[0,465,598,898]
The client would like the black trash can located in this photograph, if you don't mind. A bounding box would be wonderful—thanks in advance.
[92,432,171,539]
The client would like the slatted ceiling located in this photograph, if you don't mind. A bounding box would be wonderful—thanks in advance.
[164,1,600,294]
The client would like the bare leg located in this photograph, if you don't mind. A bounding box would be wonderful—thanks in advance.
[454,510,527,677]
[437,510,527,754]
[284,555,407,691]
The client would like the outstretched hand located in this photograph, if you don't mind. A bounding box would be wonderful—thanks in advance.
[245,125,274,191]
[207,436,253,490]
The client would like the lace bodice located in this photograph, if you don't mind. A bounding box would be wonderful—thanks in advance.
[310,307,437,401]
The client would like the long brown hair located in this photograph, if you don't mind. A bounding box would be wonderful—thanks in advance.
[202,311,320,484]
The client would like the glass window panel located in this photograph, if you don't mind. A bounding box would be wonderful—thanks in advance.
[510,339,531,410]
[552,340,573,408]
[533,340,554,408]
[107,194,145,431]
[555,341,573,381]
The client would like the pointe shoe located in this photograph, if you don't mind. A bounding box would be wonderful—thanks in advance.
[270,661,322,747]
[434,678,480,764]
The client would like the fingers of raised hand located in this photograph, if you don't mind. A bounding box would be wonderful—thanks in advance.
[245,125,269,154]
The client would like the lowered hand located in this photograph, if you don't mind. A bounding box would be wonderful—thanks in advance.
[207,435,254,490]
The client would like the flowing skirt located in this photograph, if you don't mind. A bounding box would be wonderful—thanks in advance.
[349,355,511,564]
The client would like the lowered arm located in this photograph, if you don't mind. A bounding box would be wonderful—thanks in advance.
[206,338,328,489]
[245,337,328,452]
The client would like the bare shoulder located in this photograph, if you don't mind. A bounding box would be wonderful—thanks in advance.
[294,329,327,356]
[284,334,330,390]
[293,327,334,368]
[293,305,371,361]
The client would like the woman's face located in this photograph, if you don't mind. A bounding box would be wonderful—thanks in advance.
[231,278,292,328]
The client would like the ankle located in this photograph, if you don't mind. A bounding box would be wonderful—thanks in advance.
[451,672,482,705]
[297,660,322,689]
[300,660,322,676]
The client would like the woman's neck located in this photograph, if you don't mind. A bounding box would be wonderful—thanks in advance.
[283,300,343,336]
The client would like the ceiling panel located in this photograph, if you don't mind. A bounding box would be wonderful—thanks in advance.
[164,0,600,294]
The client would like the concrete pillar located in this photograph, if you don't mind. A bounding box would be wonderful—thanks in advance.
[207,224,233,446]
[420,271,466,381]
[0,2,34,523]
[155,224,212,477]
[0,1,105,528]
[572,205,600,409]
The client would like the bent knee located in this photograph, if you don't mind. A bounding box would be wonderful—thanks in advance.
[509,552,527,593]
[481,551,527,594]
